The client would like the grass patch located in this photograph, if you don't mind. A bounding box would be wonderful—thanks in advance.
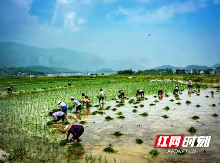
[161,115,169,119]
[188,127,197,133]
[47,120,54,126]
[136,138,143,144]
[149,149,159,157]
[105,116,114,121]
[211,113,218,117]
[111,131,124,136]
[79,121,87,125]
[132,109,138,113]
[163,106,170,111]
[139,112,148,117]
[103,146,117,153]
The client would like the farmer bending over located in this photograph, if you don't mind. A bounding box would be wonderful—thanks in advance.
[58,101,68,115]
[7,86,13,95]
[137,89,144,97]
[81,93,90,107]
[196,83,200,93]
[188,80,192,93]
[118,90,125,98]
[49,111,65,124]
[70,97,81,112]
[63,124,84,143]
[173,86,179,95]
[158,88,163,95]
[99,89,105,104]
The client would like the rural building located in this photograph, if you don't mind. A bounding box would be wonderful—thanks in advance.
[17,72,27,77]
[216,67,220,75]
[176,69,186,74]
[185,69,193,74]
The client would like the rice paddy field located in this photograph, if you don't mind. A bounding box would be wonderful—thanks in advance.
[0,75,220,163]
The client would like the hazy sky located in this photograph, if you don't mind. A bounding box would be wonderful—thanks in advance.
[0,0,220,68]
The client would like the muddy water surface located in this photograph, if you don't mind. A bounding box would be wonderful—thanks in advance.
[66,89,220,163]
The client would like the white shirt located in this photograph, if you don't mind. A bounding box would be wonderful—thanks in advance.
[73,100,80,107]
[59,102,66,108]
[100,91,105,97]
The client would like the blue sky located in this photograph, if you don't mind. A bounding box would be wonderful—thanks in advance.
[0,0,220,68]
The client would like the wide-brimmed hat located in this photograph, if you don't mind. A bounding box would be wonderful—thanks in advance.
[58,101,61,105]
[62,124,72,133]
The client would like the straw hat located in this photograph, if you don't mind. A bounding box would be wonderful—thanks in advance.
[62,124,72,133]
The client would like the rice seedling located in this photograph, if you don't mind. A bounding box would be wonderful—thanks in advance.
[105,106,111,110]
[93,105,99,108]
[195,104,201,108]
[149,149,159,157]
[46,120,54,126]
[103,146,117,153]
[154,100,159,103]
[149,103,156,106]
[91,111,98,115]
[170,99,174,102]
[161,115,169,119]
[188,127,197,133]
[117,116,125,119]
[133,106,138,108]
[79,121,87,125]
[139,104,144,108]
[139,112,148,117]
[59,140,67,147]
[71,142,82,147]
[116,112,123,116]
[176,102,181,105]
[211,113,218,117]
[190,116,200,120]
[176,148,187,155]
[145,98,148,100]
[186,100,191,105]
[133,101,141,105]
[132,109,138,113]
[210,104,216,107]
[163,106,170,111]
[154,95,157,98]
[128,99,135,104]
[115,100,120,103]
[98,111,105,115]
[111,131,124,136]
[115,103,124,107]
[111,108,117,111]
[105,116,114,121]
[136,138,143,144]
[206,95,209,98]
[165,94,169,97]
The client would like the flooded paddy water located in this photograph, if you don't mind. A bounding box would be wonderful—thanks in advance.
[65,89,220,163]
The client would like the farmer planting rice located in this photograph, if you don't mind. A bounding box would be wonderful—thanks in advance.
[118,90,125,98]
[99,89,105,104]
[7,86,13,95]
[63,124,84,143]
[58,101,68,115]
[70,97,82,112]
[196,83,200,93]
[173,86,180,95]
[81,93,90,108]
[68,82,72,86]
[188,79,193,93]
[137,89,144,97]
[158,88,163,95]
[49,111,65,124]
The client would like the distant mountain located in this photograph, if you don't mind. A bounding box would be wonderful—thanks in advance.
[154,65,183,70]
[26,66,78,74]
[0,42,105,71]
[155,63,220,70]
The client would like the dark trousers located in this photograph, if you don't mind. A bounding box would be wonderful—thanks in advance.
[75,127,84,142]
[54,114,65,122]
[76,105,81,112]
[118,93,125,98]
[139,91,144,97]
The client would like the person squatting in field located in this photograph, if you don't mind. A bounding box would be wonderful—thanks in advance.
[49,111,65,124]
[173,86,180,95]
[99,89,105,104]
[58,101,68,115]
[81,93,90,108]
[63,124,84,143]
[137,89,144,97]
[118,90,125,98]
[70,97,81,112]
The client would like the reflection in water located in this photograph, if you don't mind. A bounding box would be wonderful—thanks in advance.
[158,95,163,100]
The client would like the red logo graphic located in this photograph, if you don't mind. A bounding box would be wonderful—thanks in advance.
[154,135,184,148]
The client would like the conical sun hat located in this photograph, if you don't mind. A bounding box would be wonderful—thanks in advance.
[63,124,72,132]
